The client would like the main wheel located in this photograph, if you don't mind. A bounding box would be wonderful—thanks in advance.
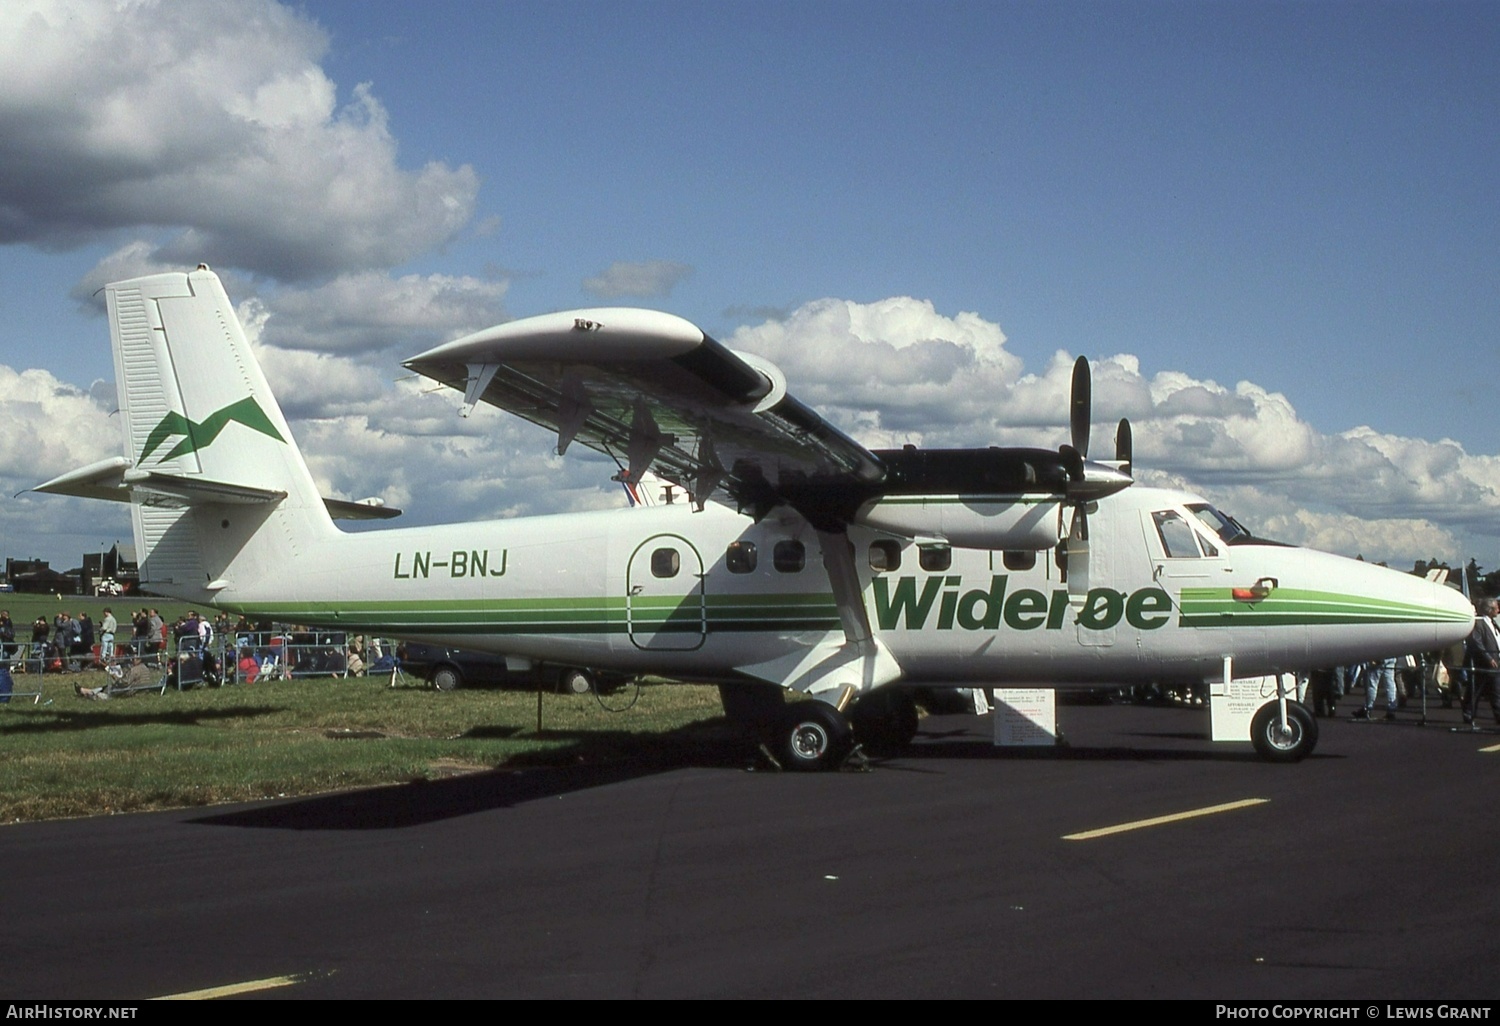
[559,668,593,695]
[431,665,462,691]
[848,689,920,755]
[777,701,852,771]
[1250,701,1318,762]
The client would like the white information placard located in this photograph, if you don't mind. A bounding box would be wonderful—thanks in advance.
[992,688,1057,746]
[1209,675,1279,741]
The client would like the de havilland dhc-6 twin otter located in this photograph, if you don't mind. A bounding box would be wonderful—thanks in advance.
[38,266,1475,768]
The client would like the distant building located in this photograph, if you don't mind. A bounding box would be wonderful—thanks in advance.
[5,558,79,595]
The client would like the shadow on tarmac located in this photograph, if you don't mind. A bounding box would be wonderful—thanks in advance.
[188,711,1303,833]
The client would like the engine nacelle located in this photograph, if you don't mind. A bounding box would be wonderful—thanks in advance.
[853,495,1062,550]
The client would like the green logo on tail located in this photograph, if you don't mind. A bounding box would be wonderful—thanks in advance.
[139,397,285,464]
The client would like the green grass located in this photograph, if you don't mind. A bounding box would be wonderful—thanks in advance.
[0,668,731,823]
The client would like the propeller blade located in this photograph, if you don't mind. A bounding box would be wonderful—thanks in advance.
[1070,356,1091,458]
[1065,505,1090,603]
[1115,418,1133,475]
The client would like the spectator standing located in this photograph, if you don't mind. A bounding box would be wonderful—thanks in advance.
[1463,598,1500,726]
[1354,657,1399,721]
[100,608,117,662]
[76,612,95,665]
[147,609,164,662]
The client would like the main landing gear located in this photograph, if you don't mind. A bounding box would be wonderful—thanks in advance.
[776,701,854,771]
[773,691,922,771]
[720,683,923,771]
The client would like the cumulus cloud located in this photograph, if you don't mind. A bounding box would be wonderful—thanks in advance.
[727,297,1500,566]
[0,364,129,565]
[0,0,478,281]
[582,260,693,299]
[255,270,509,354]
[0,365,116,479]
[731,297,1022,442]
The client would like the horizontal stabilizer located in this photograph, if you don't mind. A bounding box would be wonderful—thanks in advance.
[323,497,404,521]
[31,456,133,503]
[34,458,398,518]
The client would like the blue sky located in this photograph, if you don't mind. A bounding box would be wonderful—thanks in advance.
[1,0,1497,568]
[305,0,1500,443]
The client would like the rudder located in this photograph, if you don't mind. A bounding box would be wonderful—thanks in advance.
[106,266,336,593]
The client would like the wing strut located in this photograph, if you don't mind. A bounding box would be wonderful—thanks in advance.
[818,529,873,647]
[731,531,901,699]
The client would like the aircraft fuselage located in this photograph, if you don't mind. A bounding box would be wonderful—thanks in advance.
[193,484,1472,692]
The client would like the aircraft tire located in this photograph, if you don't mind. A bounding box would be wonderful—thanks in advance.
[1250,701,1318,763]
[559,668,593,696]
[849,689,920,755]
[431,665,462,692]
[777,701,852,771]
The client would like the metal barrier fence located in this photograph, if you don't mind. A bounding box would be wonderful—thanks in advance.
[3,627,394,689]
[194,629,351,685]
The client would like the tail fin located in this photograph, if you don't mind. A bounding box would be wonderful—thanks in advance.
[104,266,335,594]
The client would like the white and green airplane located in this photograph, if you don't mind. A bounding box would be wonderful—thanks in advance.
[38,266,1474,767]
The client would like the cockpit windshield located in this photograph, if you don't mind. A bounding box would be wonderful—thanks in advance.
[1187,503,1255,545]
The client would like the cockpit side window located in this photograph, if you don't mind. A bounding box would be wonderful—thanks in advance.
[1152,510,1204,558]
[1187,503,1252,546]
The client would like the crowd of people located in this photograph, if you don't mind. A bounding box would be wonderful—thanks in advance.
[0,604,382,700]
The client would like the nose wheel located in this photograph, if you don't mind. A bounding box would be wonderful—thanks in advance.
[1250,701,1318,762]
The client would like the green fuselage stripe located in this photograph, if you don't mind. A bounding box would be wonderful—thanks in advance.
[1177,587,1471,628]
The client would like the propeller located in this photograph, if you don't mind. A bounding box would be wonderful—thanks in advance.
[1062,357,1093,603]
[1060,360,1137,604]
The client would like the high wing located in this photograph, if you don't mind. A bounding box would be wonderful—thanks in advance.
[404,308,885,527]
[406,307,1133,547]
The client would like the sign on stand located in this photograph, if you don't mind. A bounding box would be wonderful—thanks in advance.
[992,688,1058,746]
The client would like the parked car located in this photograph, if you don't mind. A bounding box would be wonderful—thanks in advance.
[394,641,619,694]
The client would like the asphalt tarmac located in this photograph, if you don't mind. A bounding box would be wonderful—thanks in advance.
[3,697,1498,1000]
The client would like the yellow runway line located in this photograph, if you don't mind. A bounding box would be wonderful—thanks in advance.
[153,974,304,1000]
[1478,742,1500,753]
[1064,798,1269,841]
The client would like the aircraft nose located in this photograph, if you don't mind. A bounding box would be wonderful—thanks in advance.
[1428,582,1476,630]
[1420,577,1475,649]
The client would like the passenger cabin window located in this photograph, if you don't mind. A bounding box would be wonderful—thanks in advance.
[726,541,757,574]
[919,545,951,572]
[773,540,805,573]
[651,547,681,578]
[869,540,902,572]
[1002,550,1036,572]
[1152,511,1204,558]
